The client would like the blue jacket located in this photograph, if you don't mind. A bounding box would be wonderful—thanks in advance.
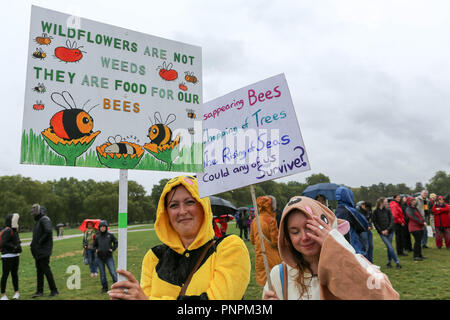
[335,187,369,256]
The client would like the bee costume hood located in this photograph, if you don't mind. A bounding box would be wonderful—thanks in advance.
[154,175,215,254]
[141,175,250,300]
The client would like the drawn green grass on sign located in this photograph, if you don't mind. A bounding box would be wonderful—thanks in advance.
[21,130,203,172]
[21,129,65,165]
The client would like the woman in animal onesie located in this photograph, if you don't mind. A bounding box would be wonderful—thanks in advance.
[263,196,399,300]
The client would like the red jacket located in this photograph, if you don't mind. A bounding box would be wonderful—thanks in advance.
[405,206,425,232]
[389,201,405,225]
[432,203,450,228]
[213,221,222,238]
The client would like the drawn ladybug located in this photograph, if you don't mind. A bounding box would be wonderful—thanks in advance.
[179,82,188,91]
[157,61,178,81]
[54,40,85,63]
[49,91,98,140]
[33,100,45,111]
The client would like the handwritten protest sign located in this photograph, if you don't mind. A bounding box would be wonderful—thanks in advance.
[21,5,202,172]
[198,74,310,197]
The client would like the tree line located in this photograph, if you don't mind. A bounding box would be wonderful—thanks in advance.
[213,171,450,211]
[0,171,448,231]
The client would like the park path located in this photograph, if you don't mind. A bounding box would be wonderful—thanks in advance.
[20,224,155,247]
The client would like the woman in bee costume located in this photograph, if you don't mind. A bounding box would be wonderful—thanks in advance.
[108,176,251,300]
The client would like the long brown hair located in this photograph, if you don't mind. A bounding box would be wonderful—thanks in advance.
[375,197,386,210]
[282,210,314,297]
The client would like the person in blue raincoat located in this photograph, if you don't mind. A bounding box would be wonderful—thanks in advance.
[334,187,370,260]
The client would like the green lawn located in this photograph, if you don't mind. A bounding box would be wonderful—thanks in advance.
[6,223,449,300]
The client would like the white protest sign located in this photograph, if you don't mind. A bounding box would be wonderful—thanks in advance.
[21,5,202,172]
[198,73,310,197]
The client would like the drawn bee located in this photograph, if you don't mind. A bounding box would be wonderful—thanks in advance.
[35,33,53,45]
[148,112,176,147]
[104,135,136,155]
[184,71,198,84]
[186,109,196,119]
[33,83,46,93]
[49,91,99,140]
[188,128,195,135]
[32,48,46,60]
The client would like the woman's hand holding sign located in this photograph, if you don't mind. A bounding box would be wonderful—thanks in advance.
[108,269,148,300]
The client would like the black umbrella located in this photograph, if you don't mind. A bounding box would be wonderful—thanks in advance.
[209,196,237,217]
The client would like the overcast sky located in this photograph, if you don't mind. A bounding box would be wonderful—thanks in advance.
[1,0,449,195]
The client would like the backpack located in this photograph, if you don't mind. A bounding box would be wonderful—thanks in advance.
[344,205,369,234]
[0,227,13,252]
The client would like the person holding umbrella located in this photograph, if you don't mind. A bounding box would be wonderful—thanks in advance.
[335,187,370,261]
[315,194,327,206]
[302,183,341,204]
[214,214,234,236]
[209,196,237,237]
[83,221,98,278]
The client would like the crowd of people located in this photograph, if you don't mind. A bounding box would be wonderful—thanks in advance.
[354,189,450,269]
[0,177,448,300]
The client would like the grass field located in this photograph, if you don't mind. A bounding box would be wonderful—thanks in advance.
[5,222,449,300]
